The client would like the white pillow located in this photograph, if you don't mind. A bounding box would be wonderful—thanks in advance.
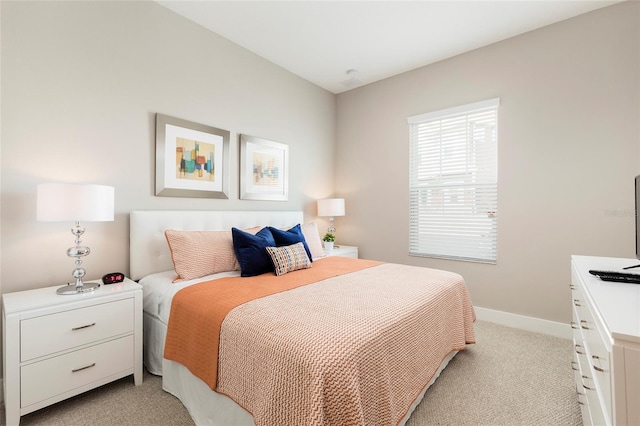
[301,222,325,259]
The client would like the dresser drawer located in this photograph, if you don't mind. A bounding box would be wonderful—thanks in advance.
[21,334,134,408]
[21,298,134,362]
[582,371,607,426]
[581,301,612,420]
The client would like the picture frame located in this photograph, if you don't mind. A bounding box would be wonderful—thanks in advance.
[155,113,230,199]
[239,134,289,201]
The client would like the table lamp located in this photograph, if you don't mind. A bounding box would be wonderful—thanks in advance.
[317,198,345,234]
[37,183,115,295]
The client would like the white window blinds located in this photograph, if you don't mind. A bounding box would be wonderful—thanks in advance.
[408,98,499,263]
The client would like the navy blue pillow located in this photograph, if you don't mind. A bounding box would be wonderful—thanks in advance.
[268,224,313,261]
[232,227,276,277]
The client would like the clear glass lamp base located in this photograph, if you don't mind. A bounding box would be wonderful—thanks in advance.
[59,234,98,295]
[56,281,100,295]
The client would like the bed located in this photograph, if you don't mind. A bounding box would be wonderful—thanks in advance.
[130,210,476,426]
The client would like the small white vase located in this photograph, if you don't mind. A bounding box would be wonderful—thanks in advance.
[323,241,334,254]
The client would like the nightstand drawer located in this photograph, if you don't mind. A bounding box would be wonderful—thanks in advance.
[21,298,134,362]
[327,245,358,259]
[21,335,134,408]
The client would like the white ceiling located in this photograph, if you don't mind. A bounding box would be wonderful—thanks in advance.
[157,1,620,94]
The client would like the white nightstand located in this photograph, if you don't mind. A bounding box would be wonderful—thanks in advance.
[2,278,143,425]
[326,245,359,259]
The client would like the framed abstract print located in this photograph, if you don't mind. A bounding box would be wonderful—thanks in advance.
[155,114,229,199]
[239,134,289,201]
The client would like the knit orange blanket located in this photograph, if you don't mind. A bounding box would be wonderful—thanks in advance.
[163,256,382,389]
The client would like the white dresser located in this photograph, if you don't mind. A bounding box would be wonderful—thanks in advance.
[570,256,640,426]
[2,278,143,425]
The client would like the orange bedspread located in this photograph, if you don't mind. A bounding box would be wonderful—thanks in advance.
[165,257,475,426]
[164,256,381,389]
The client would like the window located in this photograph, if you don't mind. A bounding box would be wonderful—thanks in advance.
[408,98,499,263]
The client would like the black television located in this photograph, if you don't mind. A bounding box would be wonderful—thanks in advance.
[625,174,640,269]
[636,175,640,260]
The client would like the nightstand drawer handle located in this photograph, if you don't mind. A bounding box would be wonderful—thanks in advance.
[72,362,96,373]
[72,322,96,331]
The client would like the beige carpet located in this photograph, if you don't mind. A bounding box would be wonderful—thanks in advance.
[5,320,583,426]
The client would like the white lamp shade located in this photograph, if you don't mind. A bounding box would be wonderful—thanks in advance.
[317,198,345,217]
[37,183,115,222]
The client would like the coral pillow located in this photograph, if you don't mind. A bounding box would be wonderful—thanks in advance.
[266,242,312,276]
[165,227,259,282]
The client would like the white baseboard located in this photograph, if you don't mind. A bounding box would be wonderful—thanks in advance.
[474,306,572,339]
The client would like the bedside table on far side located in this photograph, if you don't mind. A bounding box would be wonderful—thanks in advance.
[326,245,359,259]
[2,278,143,426]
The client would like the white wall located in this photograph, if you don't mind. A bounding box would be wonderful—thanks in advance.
[2,1,638,331]
[0,0,3,312]
[0,1,336,294]
[335,1,640,323]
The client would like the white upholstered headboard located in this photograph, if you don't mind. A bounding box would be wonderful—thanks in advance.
[129,210,304,281]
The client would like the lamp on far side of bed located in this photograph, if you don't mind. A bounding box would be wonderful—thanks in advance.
[37,182,115,295]
[317,198,345,235]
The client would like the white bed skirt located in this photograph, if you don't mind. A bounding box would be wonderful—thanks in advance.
[145,311,255,424]
[143,311,166,375]
[163,359,255,425]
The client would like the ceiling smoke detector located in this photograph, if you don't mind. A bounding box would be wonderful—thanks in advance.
[340,69,362,88]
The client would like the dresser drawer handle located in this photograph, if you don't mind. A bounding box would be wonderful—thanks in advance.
[72,322,96,331]
[571,361,579,371]
[575,344,585,355]
[72,362,96,373]
[574,299,582,307]
[581,375,595,391]
[576,384,586,405]
[592,354,605,372]
[571,322,579,330]
[580,320,590,330]
[569,284,576,290]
